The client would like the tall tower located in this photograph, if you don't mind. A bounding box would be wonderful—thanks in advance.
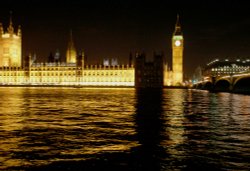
[66,30,76,63]
[0,12,22,67]
[172,14,184,85]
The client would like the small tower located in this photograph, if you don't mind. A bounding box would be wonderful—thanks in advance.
[0,12,22,67]
[18,25,21,37]
[81,50,85,67]
[24,53,32,80]
[0,23,3,35]
[54,49,60,63]
[77,50,84,68]
[172,14,184,85]
[7,11,14,35]
[66,30,77,63]
[76,50,84,81]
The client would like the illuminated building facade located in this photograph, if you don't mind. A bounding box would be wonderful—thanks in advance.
[0,55,135,86]
[0,16,134,86]
[0,52,135,86]
[0,15,22,67]
[164,15,184,86]
[0,15,183,87]
[203,58,250,77]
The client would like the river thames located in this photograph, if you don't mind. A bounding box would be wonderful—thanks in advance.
[0,87,249,170]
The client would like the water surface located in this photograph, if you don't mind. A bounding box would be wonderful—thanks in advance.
[0,88,249,170]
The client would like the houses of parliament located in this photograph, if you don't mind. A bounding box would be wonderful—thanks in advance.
[0,14,184,87]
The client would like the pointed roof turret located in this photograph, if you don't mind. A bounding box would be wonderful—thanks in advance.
[0,23,3,35]
[79,49,84,57]
[18,25,21,36]
[174,14,182,36]
[66,29,77,63]
[7,11,14,34]
[68,29,75,49]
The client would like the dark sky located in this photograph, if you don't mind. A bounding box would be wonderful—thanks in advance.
[0,0,250,77]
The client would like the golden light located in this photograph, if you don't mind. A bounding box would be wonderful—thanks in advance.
[0,65,135,86]
[0,20,21,67]
[0,15,184,87]
[164,16,184,86]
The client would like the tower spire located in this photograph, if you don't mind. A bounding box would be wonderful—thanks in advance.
[68,29,75,48]
[176,14,180,27]
[8,11,14,34]
[66,29,77,63]
[174,14,182,35]
[0,23,3,35]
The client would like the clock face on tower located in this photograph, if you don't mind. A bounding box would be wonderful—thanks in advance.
[175,40,181,47]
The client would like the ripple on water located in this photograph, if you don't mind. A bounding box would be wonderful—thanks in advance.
[0,88,250,170]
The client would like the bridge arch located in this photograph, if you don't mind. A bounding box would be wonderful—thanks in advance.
[203,81,213,90]
[233,76,250,94]
[214,79,230,92]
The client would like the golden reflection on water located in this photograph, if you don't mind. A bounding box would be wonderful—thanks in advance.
[161,89,186,156]
[0,88,250,170]
[0,87,138,169]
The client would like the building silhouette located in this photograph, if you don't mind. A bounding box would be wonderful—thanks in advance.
[135,53,164,88]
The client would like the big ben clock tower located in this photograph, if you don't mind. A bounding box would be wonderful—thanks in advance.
[172,15,184,85]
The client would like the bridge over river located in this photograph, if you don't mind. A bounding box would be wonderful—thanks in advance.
[193,71,250,94]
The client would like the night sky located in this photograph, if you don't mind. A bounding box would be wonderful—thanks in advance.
[0,0,250,77]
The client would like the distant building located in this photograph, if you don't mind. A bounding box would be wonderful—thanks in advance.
[0,14,22,67]
[203,58,250,77]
